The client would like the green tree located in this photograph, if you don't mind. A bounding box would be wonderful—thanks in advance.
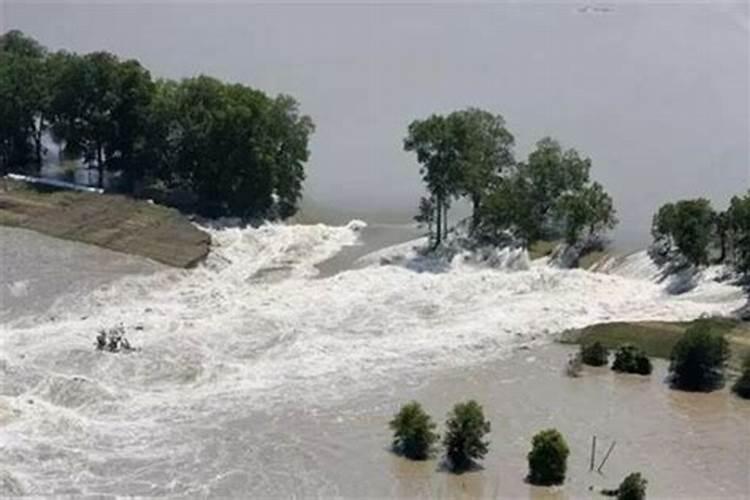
[479,137,616,248]
[414,195,435,241]
[266,94,315,218]
[651,199,716,266]
[442,400,491,472]
[50,51,125,187]
[580,341,609,367]
[0,30,49,172]
[519,137,591,242]
[616,472,647,500]
[527,429,569,486]
[612,344,652,375]
[731,353,750,399]
[669,321,730,391]
[404,115,462,247]
[389,401,439,460]
[726,192,750,274]
[557,182,617,245]
[448,108,514,231]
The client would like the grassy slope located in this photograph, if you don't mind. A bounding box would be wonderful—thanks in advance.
[561,318,750,370]
[0,179,210,268]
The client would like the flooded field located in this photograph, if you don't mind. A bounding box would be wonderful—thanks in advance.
[1,222,748,497]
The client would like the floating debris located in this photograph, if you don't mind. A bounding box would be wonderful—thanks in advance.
[95,325,136,353]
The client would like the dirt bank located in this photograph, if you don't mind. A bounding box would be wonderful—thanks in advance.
[0,179,210,268]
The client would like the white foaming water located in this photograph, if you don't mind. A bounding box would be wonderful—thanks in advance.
[0,222,745,495]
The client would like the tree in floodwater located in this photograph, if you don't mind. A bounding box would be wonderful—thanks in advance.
[389,401,439,460]
[669,321,730,391]
[442,400,491,472]
[732,353,750,399]
[449,108,515,231]
[479,137,617,248]
[650,198,715,267]
[527,428,569,486]
[404,114,461,247]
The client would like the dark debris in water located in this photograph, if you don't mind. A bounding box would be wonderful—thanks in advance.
[95,325,137,353]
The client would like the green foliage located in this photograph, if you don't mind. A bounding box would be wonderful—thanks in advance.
[404,108,514,245]
[557,182,617,246]
[448,108,515,230]
[527,429,569,486]
[612,344,653,375]
[442,400,491,471]
[480,138,616,247]
[650,199,715,266]
[389,401,439,460]
[732,353,750,399]
[0,30,313,220]
[669,321,730,391]
[726,192,750,274]
[404,114,458,246]
[580,341,609,367]
[0,31,48,172]
[616,472,647,500]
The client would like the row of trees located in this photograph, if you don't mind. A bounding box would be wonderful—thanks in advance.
[650,192,750,274]
[577,320,749,396]
[405,109,617,249]
[388,401,646,498]
[0,30,313,218]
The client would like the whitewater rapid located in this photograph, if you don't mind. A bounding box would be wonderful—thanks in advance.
[0,221,745,495]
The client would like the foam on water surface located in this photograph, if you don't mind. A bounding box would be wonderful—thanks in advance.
[0,221,745,495]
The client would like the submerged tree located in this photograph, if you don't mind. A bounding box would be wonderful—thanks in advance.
[732,353,750,399]
[442,400,491,472]
[669,321,730,391]
[389,401,440,460]
[527,429,569,486]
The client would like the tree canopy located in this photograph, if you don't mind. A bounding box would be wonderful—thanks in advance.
[0,30,313,220]
[404,110,616,251]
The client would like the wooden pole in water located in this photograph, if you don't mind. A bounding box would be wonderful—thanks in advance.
[597,441,616,473]
[590,435,597,471]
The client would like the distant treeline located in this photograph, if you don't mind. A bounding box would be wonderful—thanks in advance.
[0,30,313,219]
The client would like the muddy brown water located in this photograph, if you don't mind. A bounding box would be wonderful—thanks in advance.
[228,344,749,499]
[1,226,748,497]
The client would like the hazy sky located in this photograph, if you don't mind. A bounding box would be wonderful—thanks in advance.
[3,1,748,246]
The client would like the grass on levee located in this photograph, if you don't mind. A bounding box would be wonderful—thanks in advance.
[560,317,750,370]
[0,178,210,267]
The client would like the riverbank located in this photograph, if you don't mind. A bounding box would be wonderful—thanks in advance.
[0,179,210,268]
[560,317,750,369]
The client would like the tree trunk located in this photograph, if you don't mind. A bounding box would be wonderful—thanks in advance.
[96,145,104,189]
[443,202,448,239]
[470,194,481,233]
[434,196,442,248]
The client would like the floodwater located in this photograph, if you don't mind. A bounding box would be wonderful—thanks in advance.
[1,222,748,497]
[0,226,162,322]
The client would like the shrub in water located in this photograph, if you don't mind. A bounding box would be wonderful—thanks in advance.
[612,344,652,375]
[731,353,750,399]
[580,341,609,367]
[442,400,491,471]
[527,428,569,486]
[617,472,647,500]
[388,401,439,460]
[669,322,730,390]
